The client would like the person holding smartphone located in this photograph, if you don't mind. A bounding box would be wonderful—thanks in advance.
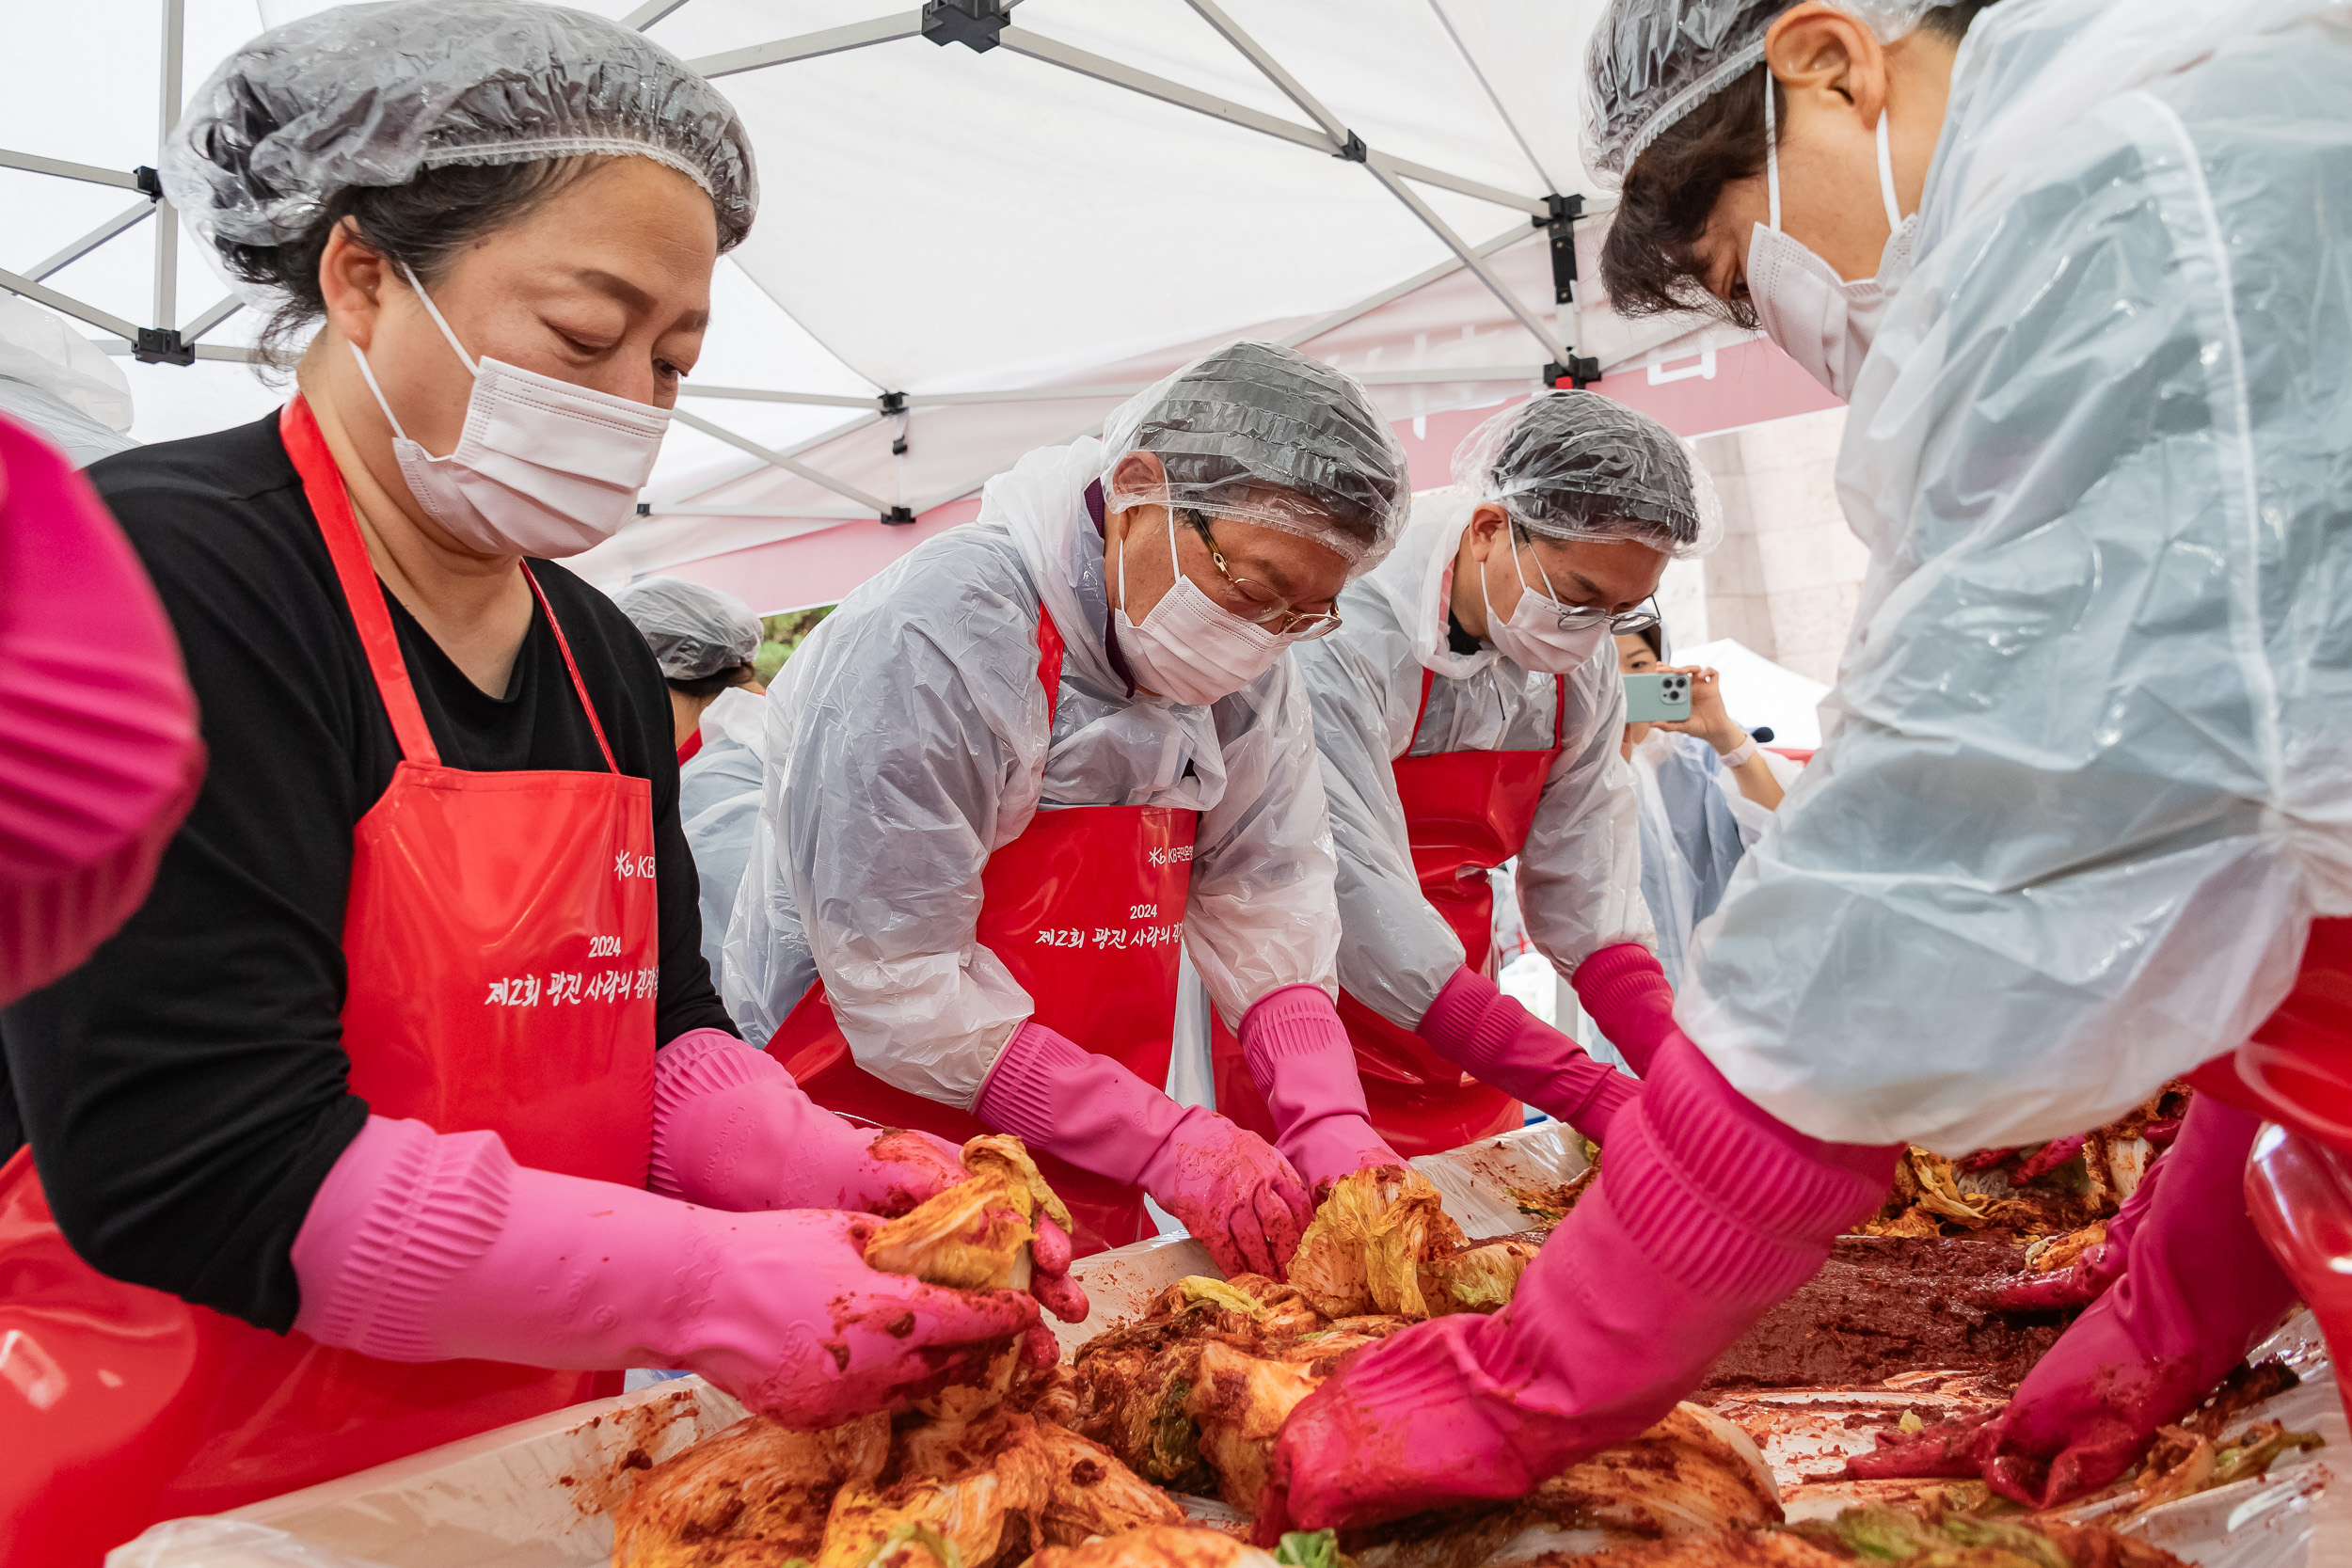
[1252,392,1716,1159]
[1613,628,1783,1003]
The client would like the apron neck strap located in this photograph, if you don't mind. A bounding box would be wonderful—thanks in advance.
[1412,666,1437,743]
[1036,608,1066,730]
[282,397,440,766]
[280,396,617,775]
[1555,673,1569,751]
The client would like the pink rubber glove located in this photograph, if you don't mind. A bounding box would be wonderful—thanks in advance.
[1417,968,1638,1143]
[1568,943,1678,1077]
[977,1021,1312,1277]
[1979,1096,2293,1508]
[1238,984,1400,1194]
[1256,1032,1896,1533]
[294,1117,1045,1428]
[649,1029,1088,1323]
[0,415,202,1004]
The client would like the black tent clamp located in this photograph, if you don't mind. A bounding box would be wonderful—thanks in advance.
[923,0,1008,53]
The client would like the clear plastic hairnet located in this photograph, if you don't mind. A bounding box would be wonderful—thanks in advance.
[1453,390,1720,559]
[612,576,762,682]
[1100,341,1409,576]
[163,0,757,271]
[1581,0,1936,186]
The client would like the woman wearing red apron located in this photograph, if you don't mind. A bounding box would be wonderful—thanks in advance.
[0,10,1051,1561]
[1226,392,1712,1159]
[724,342,1413,1275]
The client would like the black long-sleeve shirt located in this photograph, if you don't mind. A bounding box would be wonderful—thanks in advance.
[1,410,733,1332]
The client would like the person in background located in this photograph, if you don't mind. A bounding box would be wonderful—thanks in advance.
[1263,392,1710,1160]
[1259,0,2351,1528]
[613,576,770,985]
[1614,626,1782,992]
[0,8,1068,1557]
[727,341,1411,1274]
[612,574,763,762]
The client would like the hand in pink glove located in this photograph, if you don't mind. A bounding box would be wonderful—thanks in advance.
[1238,984,1400,1195]
[978,1021,1312,1277]
[0,416,202,1005]
[1569,943,1679,1077]
[650,1029,1087,1323]
[1256,1032,1895,1533]
[295,1117,1044,1428]
[1416,968,1637,1143]
[1978,1095,2294,1509]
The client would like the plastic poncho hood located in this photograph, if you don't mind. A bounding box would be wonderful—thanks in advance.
[1677,0,2352,1151]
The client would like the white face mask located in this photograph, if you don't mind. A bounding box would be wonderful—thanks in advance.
[1112,504,1296,706]
[1483,533,1611,674]
[347,263,672,558]
[1745,92,1920,400]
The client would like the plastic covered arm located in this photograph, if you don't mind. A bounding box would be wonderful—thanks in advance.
[977,1021,1312,1276]
[1295,622,1466,1030]
[1183,657,1345,1028]
[1677,39,2352,1154]
[1237,983,1400,1190]
[1517,653,1654,976]
[292,1117,1044,1427]
[0,416,202,1004]
[722,557,1050,1107]
[1570,943,1680,1078]
[1418,968,1635,1140]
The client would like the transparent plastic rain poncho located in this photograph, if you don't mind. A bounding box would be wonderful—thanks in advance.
[162,0,756,295]
[612,577,762,682]
[1677,0,2352,1153]
[1100,341,1411,575]
[723,423,1346,1107]
[1581,0,1937,185]
[1626,729,1764,1001]
[1294,491,1652,1027]
[1295,392,1708,1022]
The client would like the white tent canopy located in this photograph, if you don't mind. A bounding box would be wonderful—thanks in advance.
[5,0,1837,611]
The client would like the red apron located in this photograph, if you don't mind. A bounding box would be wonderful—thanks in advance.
[0,398,657,1564]
[1216,668,1566,1158]
[764,610,1197,1258]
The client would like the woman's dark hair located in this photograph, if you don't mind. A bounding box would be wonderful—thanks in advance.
[1598,1,1999,325]
[667,662,758,701]
[222,157,608,363]
[1634,624,1666,662]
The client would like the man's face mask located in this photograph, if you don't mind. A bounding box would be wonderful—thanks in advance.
[1744,82,1920,400]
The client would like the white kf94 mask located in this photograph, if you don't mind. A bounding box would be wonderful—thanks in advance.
[1745,89,1920,401]
[1483,534,1610,674]
[1113,503,1299,706]
[348,263,671,558]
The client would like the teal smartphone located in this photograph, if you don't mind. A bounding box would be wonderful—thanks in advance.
[1624,670,1692,723]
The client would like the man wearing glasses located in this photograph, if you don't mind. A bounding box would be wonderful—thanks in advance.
[1244,391,1717,1157]
[723,341,1412,1274]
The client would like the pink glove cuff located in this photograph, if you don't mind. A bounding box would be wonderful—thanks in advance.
[1239,984,1398,1186]
[1605,1036,1896,1303]
[976,1021,1179,1186]
[292,1116,513,1361]
[1570,943,1677,1076]
[1418,968,1636,1141]
[648,1027,795,1202]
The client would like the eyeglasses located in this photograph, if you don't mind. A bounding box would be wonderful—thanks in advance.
[1181,510,1343,640]
[1515,531,1661,634]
